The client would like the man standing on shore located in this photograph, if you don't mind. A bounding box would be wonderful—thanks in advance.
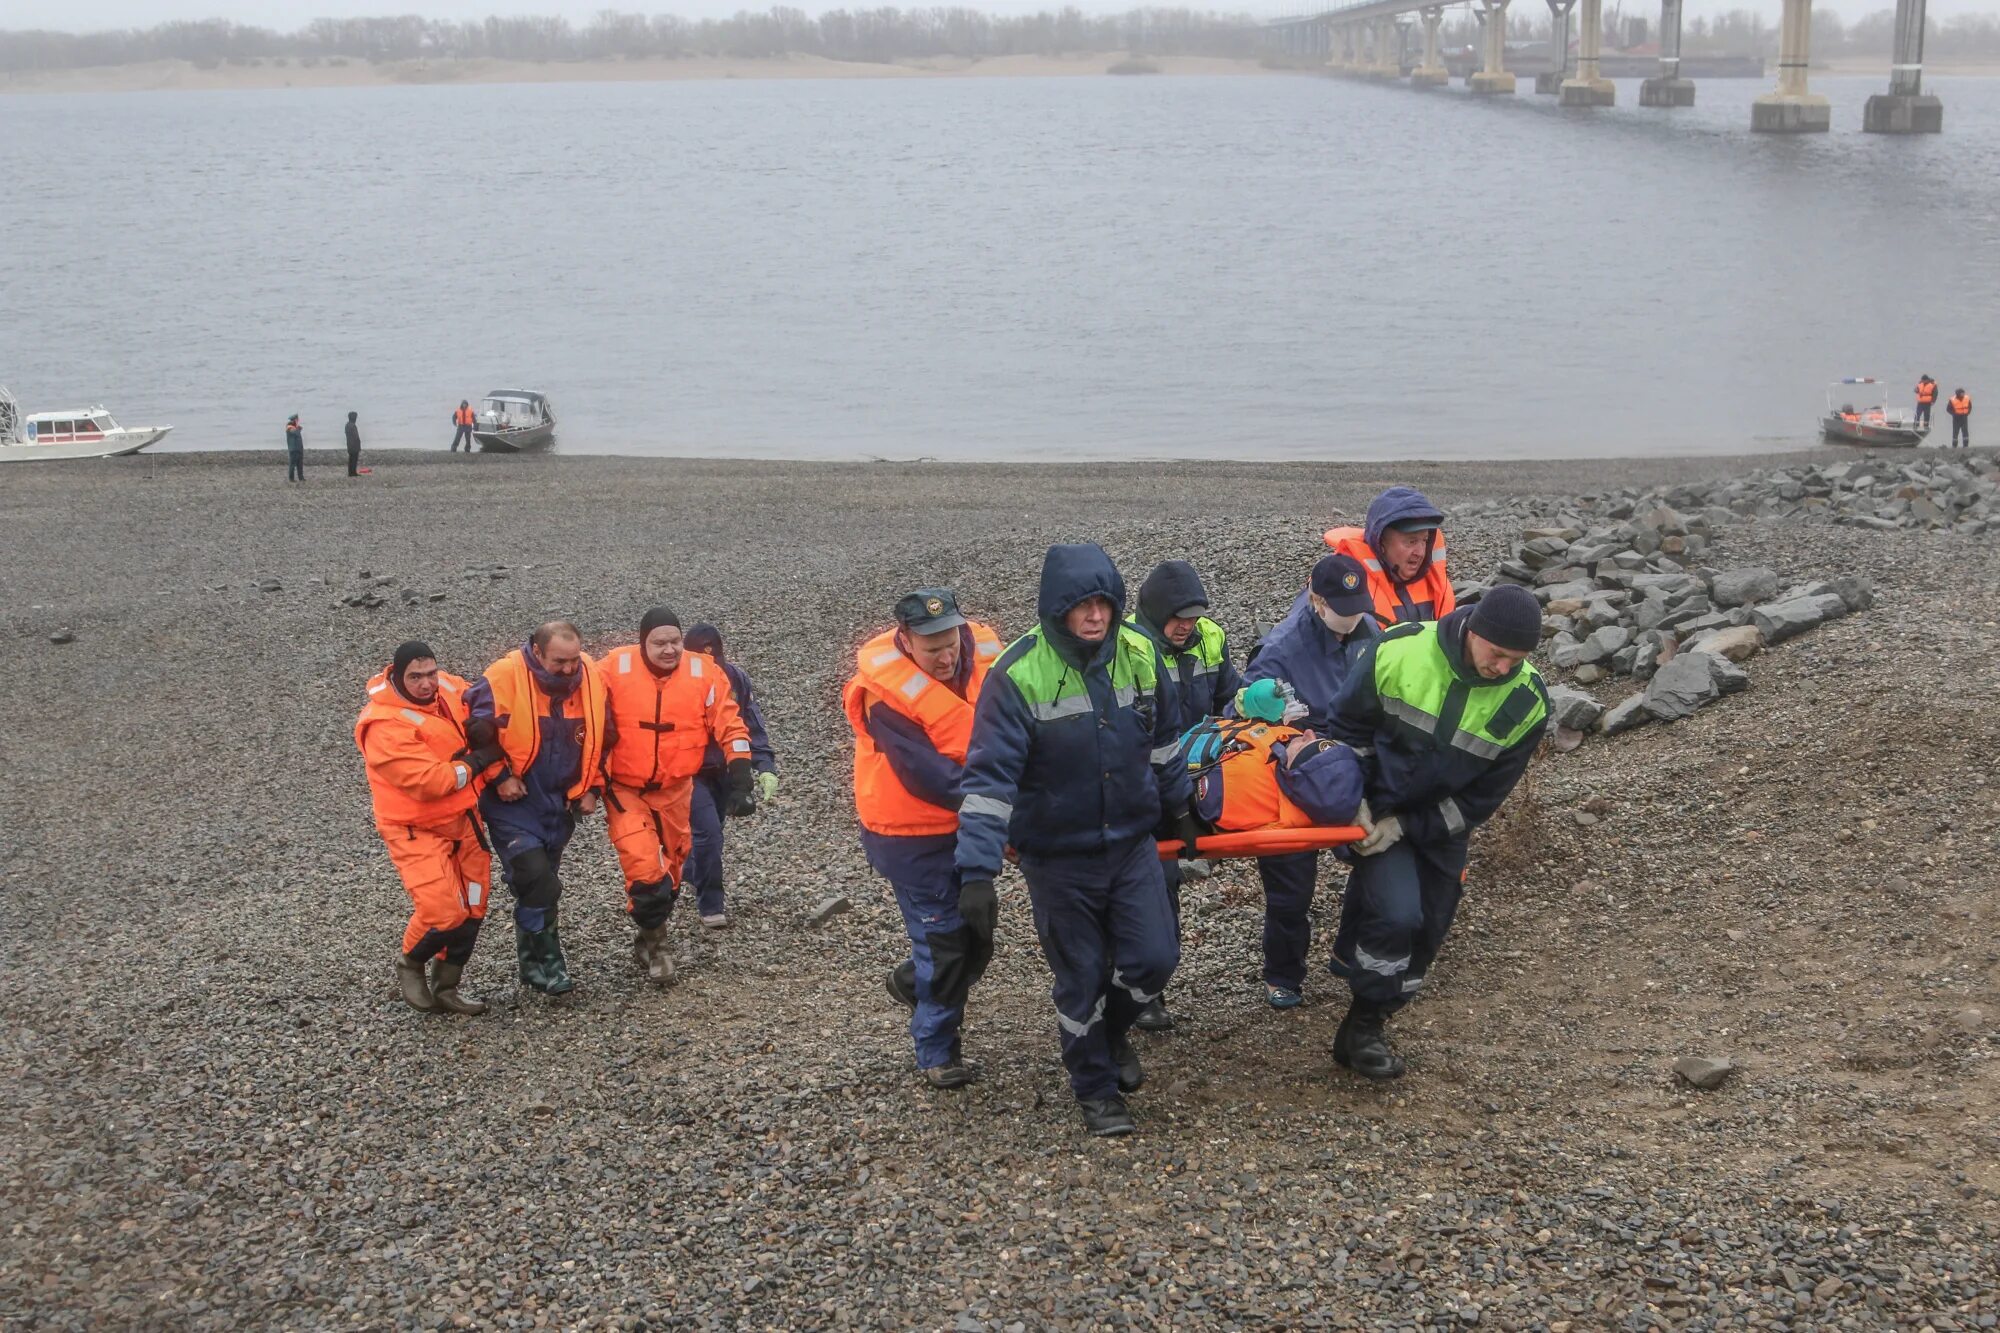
[285,414,304,482]
[466,622,609,994]
[345,411,362,477]
[1239,553,1378,1010]
[1323,585,1548,1080]
[452,400,476,453]
[1125,558,1241,1032]
[1915,374,1938,429]
[1322,486,1454,626]
[1948,388,1972,448]
[599,606,756,985]
[355,641,504,1015]
[680,623,777,930]
[848,588,1005,1088]
[955,544,1198,1137]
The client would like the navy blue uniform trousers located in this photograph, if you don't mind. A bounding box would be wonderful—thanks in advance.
[1020,836,1179,1101]
[866,831,986,1070]
[1257,850,1319,992]
[685,771,726,916]
[1327,836,1468,1010]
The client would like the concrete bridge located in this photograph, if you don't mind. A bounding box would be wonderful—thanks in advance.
[1263,0,1942,132]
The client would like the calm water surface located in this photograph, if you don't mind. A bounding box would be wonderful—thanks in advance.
[4,72,1995,460]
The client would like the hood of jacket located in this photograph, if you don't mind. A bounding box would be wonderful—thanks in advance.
[1363,486,1445,579]
[1135,560,1209,637]
[1037,543,1126,668]
[683,622,725,663]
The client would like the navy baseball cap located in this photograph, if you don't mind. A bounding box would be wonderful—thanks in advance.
[1310,554,1373,617]
[894,588,967,635]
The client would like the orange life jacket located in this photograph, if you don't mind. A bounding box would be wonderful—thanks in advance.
[1195,720,1319,832]
[1323,526,1455,626]
[481,648,606,801]
[843,622,1003,837]
[1949,393,1972,416]
[1917,380,1938,404]
[456,405,475,426]
[600,646,749,790]
[354,666,481,825]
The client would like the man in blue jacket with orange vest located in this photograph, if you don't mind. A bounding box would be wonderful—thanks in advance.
[956,544,1199,1137]
[681,623,778,930]
[1322,486,1454,626]
[846,588,1005,1088]
[466,621,609,995]
[1241,553,1379,1009]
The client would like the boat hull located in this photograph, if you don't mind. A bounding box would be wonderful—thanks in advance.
[475,423,554,452]
[1820,415,1925,448]
[0,427,170,463]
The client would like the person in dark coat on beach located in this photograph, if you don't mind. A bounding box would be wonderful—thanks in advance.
[680,623,777,930]
[285,415,305,482]
[345,411,362,477]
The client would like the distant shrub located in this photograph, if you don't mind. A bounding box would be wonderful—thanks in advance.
[328,56,348,66]
[1107,58,1161,74]
[301,56,319,67]
[191,55,221,70]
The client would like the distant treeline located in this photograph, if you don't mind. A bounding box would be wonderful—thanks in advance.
[0,8,1267,72]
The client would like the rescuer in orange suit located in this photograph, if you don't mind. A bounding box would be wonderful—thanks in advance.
[599,606,757,984]
[1915,374,1938,429]
[355,640,506,1015]
[845,588,1004,1088]
[451,400,476,453]
[1320,486,1454,626]
[1948,388,1972,448]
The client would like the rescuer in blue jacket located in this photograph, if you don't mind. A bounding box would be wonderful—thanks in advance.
[955,543,1199,1138]
[680,623,777,929]
[1240,553,1379,1009]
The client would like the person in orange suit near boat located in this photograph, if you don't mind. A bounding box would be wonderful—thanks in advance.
[1915,375,1938,429]
[451,400,476,453]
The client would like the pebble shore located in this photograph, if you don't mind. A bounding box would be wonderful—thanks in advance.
[4,448,1996,1330]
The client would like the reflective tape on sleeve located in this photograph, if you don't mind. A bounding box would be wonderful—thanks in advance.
[960,793,1014,823]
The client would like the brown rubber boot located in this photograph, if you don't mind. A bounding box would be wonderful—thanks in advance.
[428,961,488,1016]
[633,925,675,985]
[395,953,437,1012]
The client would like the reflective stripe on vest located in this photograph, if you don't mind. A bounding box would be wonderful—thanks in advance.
[1371,623,1547,759]
[844,622,1003,837]
[1001,626,1159,725]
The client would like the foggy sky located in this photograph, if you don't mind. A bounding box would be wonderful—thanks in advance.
[7,0,1975,31]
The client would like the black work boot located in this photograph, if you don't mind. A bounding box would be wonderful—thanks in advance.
[922,1059,979,1089]
[1134,996,1175,1032]
[428,960,488,1015]
[1333,1001,1406,1080]
[1078,1095,1136,1137]
[886,959,917,1011]
[633,924,675,985]
[1110,1032,1146,1094]
[395,952,437,1012]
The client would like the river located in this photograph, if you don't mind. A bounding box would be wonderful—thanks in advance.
[4,70,1995,460]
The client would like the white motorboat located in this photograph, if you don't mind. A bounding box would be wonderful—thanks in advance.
[473,390,556,452]
[0,388,172,463]
[1820,377,1928,448]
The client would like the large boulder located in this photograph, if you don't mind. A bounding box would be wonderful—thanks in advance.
[1641,652,1721,722]
[1576,625,1632,666]
[1710,566,1780,608]
[1599,694,1652,735]
[1751,592,1851,645]
[1546,684,1605,732]
[1833,575,1876,612]
[1685,624,1764,663]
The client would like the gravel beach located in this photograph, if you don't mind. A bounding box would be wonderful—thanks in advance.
[4,448,1997,1330]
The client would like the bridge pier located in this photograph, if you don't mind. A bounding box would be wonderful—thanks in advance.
[1469,0,1516,94]
[1752,0,1830,131]
[1640,0,1696,105]
[1863,0,1942,131]
[1369,16,1401,77]
[1560,0,1616,104]
[1411,5,1449,84]
[1535,0,1575,93]
[1339,22,1362,74]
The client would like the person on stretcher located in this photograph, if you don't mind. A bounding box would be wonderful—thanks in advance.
[1178,678,1366,839]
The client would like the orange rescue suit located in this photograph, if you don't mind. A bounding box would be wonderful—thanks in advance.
[481,648,607,801]
[455,404,476,426]
[1198,721,1320,832]
[1322,526,1455,626]
[1917,380,1938,405]
[843,623,1004,838]
[355,666,495,954]
[1949,392,1972,417]
[599,645,751,898]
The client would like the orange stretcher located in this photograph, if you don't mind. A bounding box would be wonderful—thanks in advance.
[1154,825,1366,861]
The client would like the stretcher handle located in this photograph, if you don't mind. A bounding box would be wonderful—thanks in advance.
[1155,826,1366,861]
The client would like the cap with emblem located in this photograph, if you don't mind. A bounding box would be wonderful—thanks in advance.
[1310,553,1373,617]
[894,587,967,636]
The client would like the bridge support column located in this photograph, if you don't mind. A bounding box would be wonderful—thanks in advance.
[1752,0,1830,131]
[1639,0,1695,103]
[1560,0,1615,104]
[1470,0,1516,93]
[1412,5,1449,84]
[1864,0,1942,131]
[1370,16,1401,77]
[1334,23,1357,74]
[1535,0,1574,92]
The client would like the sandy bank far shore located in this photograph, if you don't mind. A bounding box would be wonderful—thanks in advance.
[0,52,1284,96]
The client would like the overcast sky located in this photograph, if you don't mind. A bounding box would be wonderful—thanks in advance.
[8,0,1974,31]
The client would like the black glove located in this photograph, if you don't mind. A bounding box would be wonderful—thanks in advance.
[463,743,505,773]
[958,878,999,945]
[724,758,757,817]
[464,717,499,748]
[1170,807,1206,859]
